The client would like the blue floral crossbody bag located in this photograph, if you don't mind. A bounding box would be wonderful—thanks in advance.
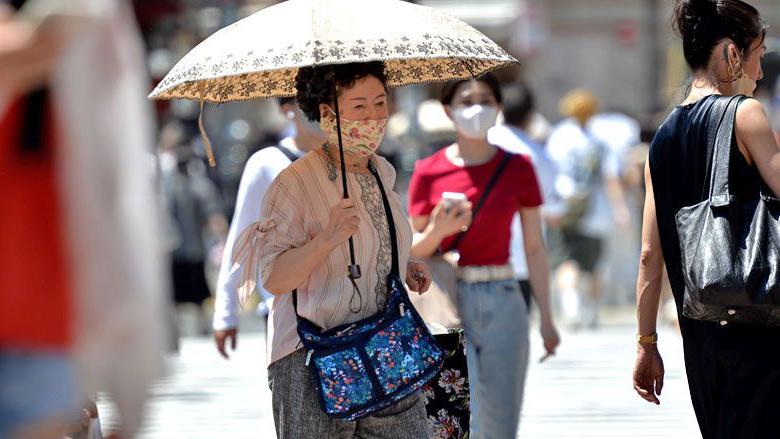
[292,160,445,421]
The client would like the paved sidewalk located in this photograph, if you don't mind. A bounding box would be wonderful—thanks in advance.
[99,319,699,438]
[519,325,699,438]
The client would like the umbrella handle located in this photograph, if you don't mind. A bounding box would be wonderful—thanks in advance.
[333,81,362,281]
[198,84,217,167]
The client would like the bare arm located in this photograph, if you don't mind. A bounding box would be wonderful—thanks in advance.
[735,98,780,196]
[410,215,445,259]
[520,206,560,358]
[633,158,665,405]
[636,160,665,336]
[0,11,76,95]
[410,200,472,259]
[520,207,553,323]
[605,175,631,229]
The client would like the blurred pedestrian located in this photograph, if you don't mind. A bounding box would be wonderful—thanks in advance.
[588,111,643,305]
[0,4,87,439]
[408,73,559,439]
[489,82,563,307]
[1,0,166,437]
[633,1,780,437]
[233,62,433,438]
[546,89,630,328]
[212,97,325,359]
[160,143,228,335]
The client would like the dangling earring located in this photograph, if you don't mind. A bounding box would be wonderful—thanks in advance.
[728,61,744,82]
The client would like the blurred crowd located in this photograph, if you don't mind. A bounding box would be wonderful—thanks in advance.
[145,0,780,338]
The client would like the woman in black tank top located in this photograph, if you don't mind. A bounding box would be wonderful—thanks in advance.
[633,1,780,438]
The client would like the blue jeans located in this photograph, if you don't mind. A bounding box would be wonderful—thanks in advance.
[456,278,530,439]
[0,350,77,438]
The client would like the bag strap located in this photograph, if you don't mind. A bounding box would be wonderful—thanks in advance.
[701,97,729,200]
[708,95,744,208]
[273,143,300,163]
[19,88,50,155]
[368,161,400,276]
[292,159,400,317]
[444,150,513,253]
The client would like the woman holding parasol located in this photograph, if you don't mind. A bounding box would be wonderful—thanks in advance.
[258,59,433,437]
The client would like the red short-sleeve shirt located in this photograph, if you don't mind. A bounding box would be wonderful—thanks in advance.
[408,148,542,267]
[0,95,73,350]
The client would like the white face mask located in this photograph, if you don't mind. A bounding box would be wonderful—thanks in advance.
[451,105,499,139]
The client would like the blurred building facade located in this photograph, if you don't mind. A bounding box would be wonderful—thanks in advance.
[424,0,780,127]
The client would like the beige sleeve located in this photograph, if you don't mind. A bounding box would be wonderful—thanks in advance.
[258,170,310,287]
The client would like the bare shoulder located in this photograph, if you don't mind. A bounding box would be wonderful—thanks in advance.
[735,98,770,133]
[734,98,778,165]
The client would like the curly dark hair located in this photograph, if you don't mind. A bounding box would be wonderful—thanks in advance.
[295,61,387,122]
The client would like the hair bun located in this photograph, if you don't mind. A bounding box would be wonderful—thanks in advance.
[673,0,717,39]
[687,0,717,14]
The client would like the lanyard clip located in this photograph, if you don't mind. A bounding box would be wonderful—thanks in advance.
[305,349,314,366]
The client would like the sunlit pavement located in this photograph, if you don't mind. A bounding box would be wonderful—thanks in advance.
[519,323,699,438]
[99,309,699,438]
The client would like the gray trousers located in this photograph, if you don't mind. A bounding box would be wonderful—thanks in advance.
[268,349,430,439]
[457,278,530,439]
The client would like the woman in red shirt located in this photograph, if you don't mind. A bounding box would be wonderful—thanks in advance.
[408,73,560,438]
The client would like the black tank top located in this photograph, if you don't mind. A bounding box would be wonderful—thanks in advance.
[648,94,761,306]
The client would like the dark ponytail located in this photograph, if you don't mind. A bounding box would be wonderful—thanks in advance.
[672,0,766,71]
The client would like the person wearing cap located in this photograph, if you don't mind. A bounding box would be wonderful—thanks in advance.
[546,89,630,328]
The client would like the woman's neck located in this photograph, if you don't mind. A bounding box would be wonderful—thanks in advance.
[292,133,319,153]
[449,135,496,166]
[683,70,730,105]
[323,143,371,170]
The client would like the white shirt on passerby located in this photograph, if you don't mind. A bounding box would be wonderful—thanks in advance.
[546,118,621,239]
[489,124,560,280]
[588,112,641,175]
[212,137,302,331]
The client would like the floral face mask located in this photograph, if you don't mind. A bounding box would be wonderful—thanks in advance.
[320,106,388,158]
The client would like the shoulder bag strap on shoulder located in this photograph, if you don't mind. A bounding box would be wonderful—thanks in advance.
[708,95,744,208]
[273,143,300,163]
